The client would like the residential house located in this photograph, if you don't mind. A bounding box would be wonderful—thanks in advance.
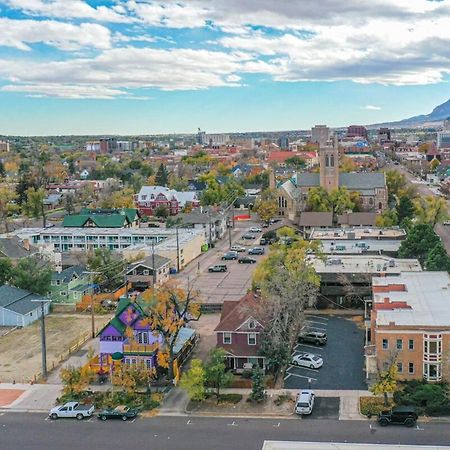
[135,186,200,216]
[0,236,37,262]
[215,292,265,373]
[80,169,90,180]
[0,285,50,327]
[126,255,171,290]
[63,208,141,228]
[366,272,450,382]
[49,265,93,304]
[43,193,62,211]
[97,297,197,374]
[179,208,227,243]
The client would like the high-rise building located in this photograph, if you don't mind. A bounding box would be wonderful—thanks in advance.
[278,135,289,150]
[99,138,118,153]
[347,125,368,140]
[319,138,339,192]
[443,118,450,130]
[378,128,391,144]
[437,130,450,149]
[0,140,10,152]
[311,125,330,147]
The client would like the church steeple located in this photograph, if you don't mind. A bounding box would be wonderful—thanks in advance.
[319,136,339,192]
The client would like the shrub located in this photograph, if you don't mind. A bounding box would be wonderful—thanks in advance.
[274,394,293,407]
[360,396,392,417]
[217,393,242,404]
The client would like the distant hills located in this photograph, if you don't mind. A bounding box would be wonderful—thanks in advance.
[369,98,450,129]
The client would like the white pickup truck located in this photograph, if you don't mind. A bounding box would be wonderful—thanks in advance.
[49,402,94,420]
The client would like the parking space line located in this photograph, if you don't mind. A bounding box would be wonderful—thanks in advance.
[284,373,292,381]
[288,365,320,373]
[305,324,327,331]
[293,350,322,357]
[306,320,328,326]
[307,315,329,321]
[286,372,317,381]
[295,343,323,351]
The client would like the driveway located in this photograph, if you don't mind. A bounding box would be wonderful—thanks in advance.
[284,315,366,390]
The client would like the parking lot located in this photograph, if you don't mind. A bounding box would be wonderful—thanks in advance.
[284,315,366,391]
[176,225,267,304]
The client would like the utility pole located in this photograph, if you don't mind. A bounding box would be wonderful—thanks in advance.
[176,226,180,272]
[83,270,102,338]
[31,298,51,380]
[152,239,156,286]
[228,219,232,249]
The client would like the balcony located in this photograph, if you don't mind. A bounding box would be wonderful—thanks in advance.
[123,343,157,355]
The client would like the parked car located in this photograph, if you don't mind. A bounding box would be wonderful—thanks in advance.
[259,238,268,245]
[377,406,418,427]
[208,264,227,273]
[443,221,450,226]
[298,331,327,346]
[291,353,323,369]
[242,233,255,240]
[249,227,262,233]
[98,405,138,421]
[222,251,238,260]
[238,256,257,264]
[294,390,315,415]
[230,245,246,252]
[248,247,265,255]
[262,223,269,228]
[49,402,95,420]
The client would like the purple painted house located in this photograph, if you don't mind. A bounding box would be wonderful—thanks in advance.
[97,297,196,375]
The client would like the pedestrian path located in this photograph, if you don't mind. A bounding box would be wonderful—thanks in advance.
[158,387,189,416]
[0,383,60,412]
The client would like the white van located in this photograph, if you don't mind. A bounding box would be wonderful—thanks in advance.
[294,390,315,415]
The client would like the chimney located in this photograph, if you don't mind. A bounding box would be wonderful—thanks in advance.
[22,239,30,252]
[269,169,276,189]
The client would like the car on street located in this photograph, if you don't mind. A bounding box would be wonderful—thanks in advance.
[230,245,246,252]
[294,390,315,415]
[98,405,138,421]
[208,264,227,273]
[222,251,238,260]
[291,353,323,369]
[377,406,418,427]
[248,247,264,255]
[298,331,327,346]
[242,233,255,240]
[49,402,95,420]
[249,227,262,233]
[238,256,256,264]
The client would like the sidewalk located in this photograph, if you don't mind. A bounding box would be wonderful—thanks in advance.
[0,383,60,412]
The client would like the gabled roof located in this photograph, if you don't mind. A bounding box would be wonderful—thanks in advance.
[293,172,386,190]
[0,285,46,316]
[63,208,139,228]
[299,212,333,227]
[215,292,264,332]
[0,237,35,259]
[127,255,171,272]
[338,212,377,226]
[52,265,85,283]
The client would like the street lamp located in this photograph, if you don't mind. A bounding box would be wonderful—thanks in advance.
[31,298,51,380]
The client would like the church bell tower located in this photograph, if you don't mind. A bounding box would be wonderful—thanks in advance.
[319,136,339,192]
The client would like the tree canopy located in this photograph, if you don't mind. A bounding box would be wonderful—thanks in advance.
[398,224,440,265]
[10,257,52,295]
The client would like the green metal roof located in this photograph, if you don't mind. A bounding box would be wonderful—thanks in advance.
[63,215,90,227]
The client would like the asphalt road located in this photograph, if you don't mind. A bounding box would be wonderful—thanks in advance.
[1,413,450,450]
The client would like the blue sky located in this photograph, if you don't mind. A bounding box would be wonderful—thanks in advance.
[0,0,449,135]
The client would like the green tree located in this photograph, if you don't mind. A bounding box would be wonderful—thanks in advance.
[11,257,52,295]
[285,156,306,169]
[375,209,398,227]
[155,163,169,186]
[154,204,169,219]
[180,359,206,401]
[414,196,449,227]
[0,258,13,285]
[398,224,440,265]
[329,187,356,215]
[205,348,233,400]
[60,365,95,397]
[396,196,415,223]
[385,170,417,204]
[0,159,5,178]
[254,194,278,224]
[370,361,398,406]
[87,248,125,290]
[0,186,19,232]
[425,242,450,272]
[23,187,47,227]
[306,186,331,212]
[249,365,265,403]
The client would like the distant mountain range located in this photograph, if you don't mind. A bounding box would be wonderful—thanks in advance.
[369,98,450,129]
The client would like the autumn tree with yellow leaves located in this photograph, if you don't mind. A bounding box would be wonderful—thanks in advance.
[140,284,202,380]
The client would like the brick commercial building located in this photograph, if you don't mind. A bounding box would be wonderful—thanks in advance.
[366,272,450,382]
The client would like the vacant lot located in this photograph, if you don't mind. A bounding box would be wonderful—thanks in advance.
[0,314,111,383]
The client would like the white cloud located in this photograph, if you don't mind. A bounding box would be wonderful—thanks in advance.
[3,0,129,22]
[363,105,382,110]
[0,47,261,98]
[0,18,112,50]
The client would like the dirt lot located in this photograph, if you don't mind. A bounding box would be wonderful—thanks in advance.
[189,313,221,363]
[0,314,110,383]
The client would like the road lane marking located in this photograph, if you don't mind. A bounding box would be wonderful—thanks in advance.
[227,420,238,426]
[273,422,280,428]
[187,420,192,425]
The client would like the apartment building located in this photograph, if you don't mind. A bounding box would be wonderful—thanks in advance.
[366,272,450,382]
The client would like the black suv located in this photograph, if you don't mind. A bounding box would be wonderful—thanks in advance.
[378,406,418,427]
[298,331,327,346]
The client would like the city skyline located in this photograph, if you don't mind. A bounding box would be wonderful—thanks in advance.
[0,0,450,135]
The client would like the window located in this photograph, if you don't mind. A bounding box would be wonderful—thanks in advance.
[60,291,67,296]
[223,332,231,344]
[408,339,414,350]
[248,320,255,329]
[382,339,389,350]
[146,359,152,370]
[137,332,149,344]
[408,362,414,374]
[397,362,403,373]
[330,154,335,167]
[396,339,403,350]
[248,333,257,345]
[143,270,149,276]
